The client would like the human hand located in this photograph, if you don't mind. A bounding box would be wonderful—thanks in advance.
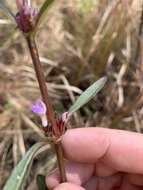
[46,128,143,190]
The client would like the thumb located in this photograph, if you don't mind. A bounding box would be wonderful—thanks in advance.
[54,182,85,190]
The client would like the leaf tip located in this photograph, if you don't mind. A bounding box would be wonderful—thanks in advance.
[99,76,107,85]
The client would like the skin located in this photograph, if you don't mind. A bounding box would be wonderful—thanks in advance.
[46,127,143,190]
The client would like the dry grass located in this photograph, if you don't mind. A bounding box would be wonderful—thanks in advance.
[0,0,143,189]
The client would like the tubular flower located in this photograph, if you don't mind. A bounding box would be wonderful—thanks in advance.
[31,100,70,137]
[31,100,48,127]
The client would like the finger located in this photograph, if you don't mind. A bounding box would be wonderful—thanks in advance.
[126,173,143,186]
[46,160,118,188]
[118,179,142,190]
[84,174,121,190]
[62,128,143,174]
[83,176,97,190]
[95,160,117,176]
[46,161,94,188]
[54,183,85,190]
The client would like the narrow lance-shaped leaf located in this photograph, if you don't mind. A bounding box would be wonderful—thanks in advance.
[69,77,107,114]
[0,1,16,24]
[3,142,46,190]
[35,0,55,31]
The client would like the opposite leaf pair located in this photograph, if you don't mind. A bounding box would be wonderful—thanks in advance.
[4,76,107,190]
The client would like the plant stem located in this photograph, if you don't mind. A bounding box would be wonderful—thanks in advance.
[54,141,67,182]
[26,34,67,183]
[26,35,57,135]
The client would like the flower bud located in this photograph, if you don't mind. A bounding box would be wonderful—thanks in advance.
[62,112,70,123]
[15,3,38,33]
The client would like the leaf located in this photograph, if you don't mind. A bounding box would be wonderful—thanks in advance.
[3,142,46,190]
[35,0,55,31]
[37,175,48,190]
[69,77,107,114]
[0,1,16,24]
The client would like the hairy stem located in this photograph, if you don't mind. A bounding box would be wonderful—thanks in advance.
[54,141,67,182]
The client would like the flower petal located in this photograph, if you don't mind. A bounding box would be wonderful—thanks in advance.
[31,100,47,116]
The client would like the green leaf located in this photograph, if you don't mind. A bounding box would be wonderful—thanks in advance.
[69,77,107,114]
[37,175,48,190]
[0,1,16,24]
[3,142,46,190]
[35,0,55,30]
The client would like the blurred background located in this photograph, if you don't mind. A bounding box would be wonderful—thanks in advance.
[0,0,142,189]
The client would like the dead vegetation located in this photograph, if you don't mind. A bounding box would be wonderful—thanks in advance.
[0,0,143,189]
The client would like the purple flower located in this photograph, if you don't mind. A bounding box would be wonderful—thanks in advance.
[32,100,48,127]
[32,100,46,115]
[15,1,38,33]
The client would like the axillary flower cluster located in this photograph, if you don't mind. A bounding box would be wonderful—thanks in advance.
[32,100,69,138]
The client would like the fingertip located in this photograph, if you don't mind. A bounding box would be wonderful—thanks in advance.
[46,172,60,189]
[62,128,109,162]
[62,127,143,174]
[54,183,86,190]
[46,161,94,188]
